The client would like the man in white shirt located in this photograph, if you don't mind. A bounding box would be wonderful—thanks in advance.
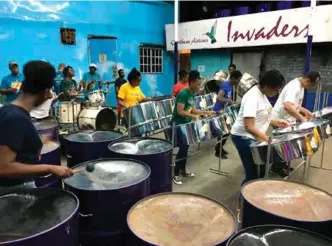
[272,71,320,122]
[30,90,61,120]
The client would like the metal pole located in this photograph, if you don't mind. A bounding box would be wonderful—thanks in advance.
[263,137,272,178]
[303,0,316,108]
[128,107,132,138]
[173,0,179,85]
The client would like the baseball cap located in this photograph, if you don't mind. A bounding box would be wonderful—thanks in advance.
[89,63,97,69]
[9,61,18,68]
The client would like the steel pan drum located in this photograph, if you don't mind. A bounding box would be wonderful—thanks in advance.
[156,98,174,128]
[127,192,237,246]
[123,102,159,135]
[176,116,228,145]
[272,120,331,146]
[64,130,123,168]
[194,95,207,110]
[34,122,58,143]
[225,103,241,125]
[250,132,315,165]
[64,159,151,246]
[314,107,332,125]
[0,188,78,246]
[36,141,62,188]
[237,73,258,98]
[227,225,332,246]
[204,93,215,109]
[108,137,173,195]
[241,179,332,238]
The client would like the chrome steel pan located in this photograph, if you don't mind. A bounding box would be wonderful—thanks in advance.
[250,132,315,165]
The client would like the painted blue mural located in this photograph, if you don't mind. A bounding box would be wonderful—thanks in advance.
[190,50,231,78]
[0,1,174,107]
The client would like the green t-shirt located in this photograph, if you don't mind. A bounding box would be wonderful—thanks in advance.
[172,88,195,125]
[61,78,77,95]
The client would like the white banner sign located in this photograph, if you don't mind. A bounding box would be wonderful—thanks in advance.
[166,5,332,51]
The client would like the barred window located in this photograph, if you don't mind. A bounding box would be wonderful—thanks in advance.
[139,47,163,74]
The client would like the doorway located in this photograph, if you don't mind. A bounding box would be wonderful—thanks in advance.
[88,36,118,108]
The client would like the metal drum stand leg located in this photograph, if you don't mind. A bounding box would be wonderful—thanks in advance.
[210,135,229,177]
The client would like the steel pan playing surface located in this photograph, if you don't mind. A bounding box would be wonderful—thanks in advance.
[241,179,332,237]
[108,138,173,195]
[127,192,237,246]
[65,159,150,190]
[227,225,332,246]
[0,188,78,246]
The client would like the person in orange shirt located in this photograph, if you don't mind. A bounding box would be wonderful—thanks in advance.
[117,68,151,127]
[172,70,189,97]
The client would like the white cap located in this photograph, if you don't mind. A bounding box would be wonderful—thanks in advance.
[89,63,97,69]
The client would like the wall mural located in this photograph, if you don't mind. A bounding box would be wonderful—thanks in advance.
[0,1,174,106]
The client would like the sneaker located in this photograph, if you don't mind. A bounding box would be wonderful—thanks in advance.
[173,176,183,185]
[270,167,288,178]
[181,171,195,178]
[222,149,229,155]
[215,152,228,159]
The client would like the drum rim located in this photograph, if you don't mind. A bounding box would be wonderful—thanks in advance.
[241,178,332,222]
[34,122,58,129]
[63,130,123,143]
[127,191,238,246]
[63,158,151,191]
[226,224,332,245]
[0,188,79,244]
[40,140,61,155]
[272,119,330,135]
[108,136,173,155]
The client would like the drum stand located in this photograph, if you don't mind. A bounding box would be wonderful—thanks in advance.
[262,137,308,181]
[313,87,330,170]
[209,135,230,177]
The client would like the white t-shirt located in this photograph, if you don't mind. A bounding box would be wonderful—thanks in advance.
[231,85,273,139]
[271,78,304,122]
[30,91,55,119]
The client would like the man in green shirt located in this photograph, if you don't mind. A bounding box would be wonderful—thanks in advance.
[60,66,82,100]
[172,70,215,185]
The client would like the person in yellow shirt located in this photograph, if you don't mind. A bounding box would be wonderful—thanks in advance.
[117,67,151,127]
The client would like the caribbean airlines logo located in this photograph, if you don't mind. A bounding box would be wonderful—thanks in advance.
[170,20,218,46]
[203,20,217,44]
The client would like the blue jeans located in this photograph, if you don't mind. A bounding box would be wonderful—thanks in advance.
[231,134,285,185]
[167,126,189,176]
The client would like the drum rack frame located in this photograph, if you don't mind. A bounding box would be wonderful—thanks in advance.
[126,100,231,178]
[261,137,311,181]
[313,85,331,171]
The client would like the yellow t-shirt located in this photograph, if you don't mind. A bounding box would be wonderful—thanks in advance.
[118,82,145,115]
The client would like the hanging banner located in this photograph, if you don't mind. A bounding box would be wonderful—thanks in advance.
[166,5,332,51]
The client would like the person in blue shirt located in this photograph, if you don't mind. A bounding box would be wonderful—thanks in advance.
[54,63,65,95]
[81,63,102,99]
[0,62,25,103]
[213,70,242,159]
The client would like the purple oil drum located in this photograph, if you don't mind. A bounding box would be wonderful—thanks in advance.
[34,122,58,143]
[108,137,173,195]
[241,179,332,239]
[64,158,151,246]
[127,192,237,246]
[35,141,62,189]
[0,188,79,246]
[63,130,123,168]
[227,225,332,246]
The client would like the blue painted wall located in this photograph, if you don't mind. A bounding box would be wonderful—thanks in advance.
[0,1,174,106]
[190,50,231,78]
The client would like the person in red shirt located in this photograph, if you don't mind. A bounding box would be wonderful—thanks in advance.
[172,70,189,97]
